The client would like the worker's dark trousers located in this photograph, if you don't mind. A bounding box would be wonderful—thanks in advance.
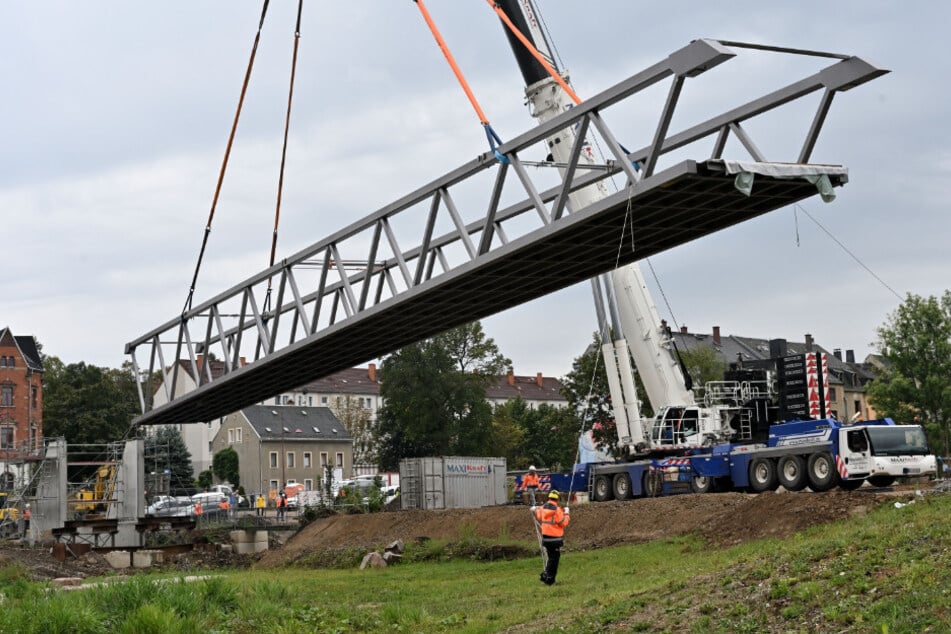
[541,537,563,584]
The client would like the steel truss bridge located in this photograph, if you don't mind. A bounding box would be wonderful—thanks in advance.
[127,38,886,426]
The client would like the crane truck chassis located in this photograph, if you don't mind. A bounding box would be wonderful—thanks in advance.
[518,417,935,502]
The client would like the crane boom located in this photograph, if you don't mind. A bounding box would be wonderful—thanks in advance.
[496,0,696,457]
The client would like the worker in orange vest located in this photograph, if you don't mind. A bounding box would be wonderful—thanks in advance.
[533,490,570,585]
[193,501,203,522]
[219,496,231,518]
[520,466,540,505]
[22,504,31,538]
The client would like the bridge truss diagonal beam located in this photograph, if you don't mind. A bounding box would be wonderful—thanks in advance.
[127,38,887,427]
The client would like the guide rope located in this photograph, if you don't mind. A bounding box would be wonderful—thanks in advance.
[264,0,304,313]
[182,0,271,318]
[413,0,507,162]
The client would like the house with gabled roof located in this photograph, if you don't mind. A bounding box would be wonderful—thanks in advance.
[0,327,44,492]
[211,404,353,498]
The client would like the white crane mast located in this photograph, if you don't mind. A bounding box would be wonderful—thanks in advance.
[496,0,698,456]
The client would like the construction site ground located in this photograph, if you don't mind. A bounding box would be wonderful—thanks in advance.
[0,482,933,581]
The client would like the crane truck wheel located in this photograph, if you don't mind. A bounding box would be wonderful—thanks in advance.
[612,473,633,500]
[748,458,778,493]
[689,475,713,494]
[593,475,614,502]
[777,455,807,491]
[839,479,864,491]
[806,452,839,492]
[867,475,896,488]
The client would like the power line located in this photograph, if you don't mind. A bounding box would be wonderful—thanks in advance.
[794,204,904,301]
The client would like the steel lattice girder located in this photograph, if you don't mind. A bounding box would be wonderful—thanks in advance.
[127,38,886,426]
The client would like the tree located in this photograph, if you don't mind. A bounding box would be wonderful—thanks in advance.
[375,322,511,471]
[144,427,195,495]
[678,347,728,398]
[330,395,377,468]
[42,358,141,444]
[867,291,951,455]
[212,447,240,487]
[493,397,580,471]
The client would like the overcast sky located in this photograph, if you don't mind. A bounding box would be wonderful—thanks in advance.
[3,1,949,379]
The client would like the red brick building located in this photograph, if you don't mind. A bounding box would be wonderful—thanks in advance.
[0,327,44,455]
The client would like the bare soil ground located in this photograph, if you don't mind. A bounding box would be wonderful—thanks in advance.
[257,485,924,569]
[0,484,929,580]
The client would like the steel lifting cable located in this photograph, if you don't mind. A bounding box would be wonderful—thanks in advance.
[412,0,507,162]
[264,0,304,313]
[182,0,271,317]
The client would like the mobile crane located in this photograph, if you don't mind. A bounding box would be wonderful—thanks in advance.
[497,0,937,500]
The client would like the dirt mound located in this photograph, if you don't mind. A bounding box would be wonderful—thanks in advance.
[257,487,911,568]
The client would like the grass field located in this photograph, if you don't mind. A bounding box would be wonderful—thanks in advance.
[2,493,950,633]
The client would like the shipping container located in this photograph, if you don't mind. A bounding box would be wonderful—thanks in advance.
[399,456,507,510]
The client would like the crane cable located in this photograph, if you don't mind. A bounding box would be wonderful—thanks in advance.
[412,0,507,163]
[264,0,304,313]
[182,0,271,318]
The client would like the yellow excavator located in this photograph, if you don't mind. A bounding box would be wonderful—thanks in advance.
[70,464,116,518]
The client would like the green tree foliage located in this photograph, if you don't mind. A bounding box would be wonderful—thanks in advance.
[197,469,213,490]
[42,357,140,444]
[493,397,579,471]
[144,427,195,495]
[678,347,728,397]
[212,447,240,488]
[561,332,659,456]
[375,322,511,471]
[329,395,376,468]
[868,291,951,455]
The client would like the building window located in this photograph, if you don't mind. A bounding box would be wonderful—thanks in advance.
[308,396,313,406]
[208,441,213,454]
[236,428,242,443]
[269,479,279,492]
[321,396,328,405]
[1,385,13,407]
[320,452,328,467]
[336,452,344,468]
[0,427,13,449]
[8,357,13,368]
[303,452,312,468]
[30,386,38,408]
[227,429,235,443]
[829,387,837,401]
[286,452,295,469]
[304,479,313,491]
[269,452,278,469]
[854,400,861,415]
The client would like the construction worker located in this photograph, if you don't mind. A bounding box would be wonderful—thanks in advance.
[219,496,231,518]
[276,492,287,521]
[255,493,266,517]
[193,501,203,523]
[533,490,570,585]
[22,504,31,538]
[520,466,540,505]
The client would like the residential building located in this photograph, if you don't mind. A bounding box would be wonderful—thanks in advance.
[0,327,44,491]
[486,371,568,409]
[212,405,353,497]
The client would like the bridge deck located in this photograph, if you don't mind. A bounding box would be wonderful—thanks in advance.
[135,159,845,426]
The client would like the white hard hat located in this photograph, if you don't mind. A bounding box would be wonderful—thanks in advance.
[25,503,30,508]
[529,465,536,471]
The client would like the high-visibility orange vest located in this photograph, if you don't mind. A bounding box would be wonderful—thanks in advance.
[534,502,569,538]
[521,473,540,489]
[194,502,203,515]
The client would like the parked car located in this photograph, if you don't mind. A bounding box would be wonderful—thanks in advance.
[145,496,194,518]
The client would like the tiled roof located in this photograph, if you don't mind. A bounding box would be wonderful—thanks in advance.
[0,327,44,371]
[243,405,351,441]
[299,366,380,395]
[486,374,567,402]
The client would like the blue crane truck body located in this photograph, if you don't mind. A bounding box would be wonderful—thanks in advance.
[515,418,936,502]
